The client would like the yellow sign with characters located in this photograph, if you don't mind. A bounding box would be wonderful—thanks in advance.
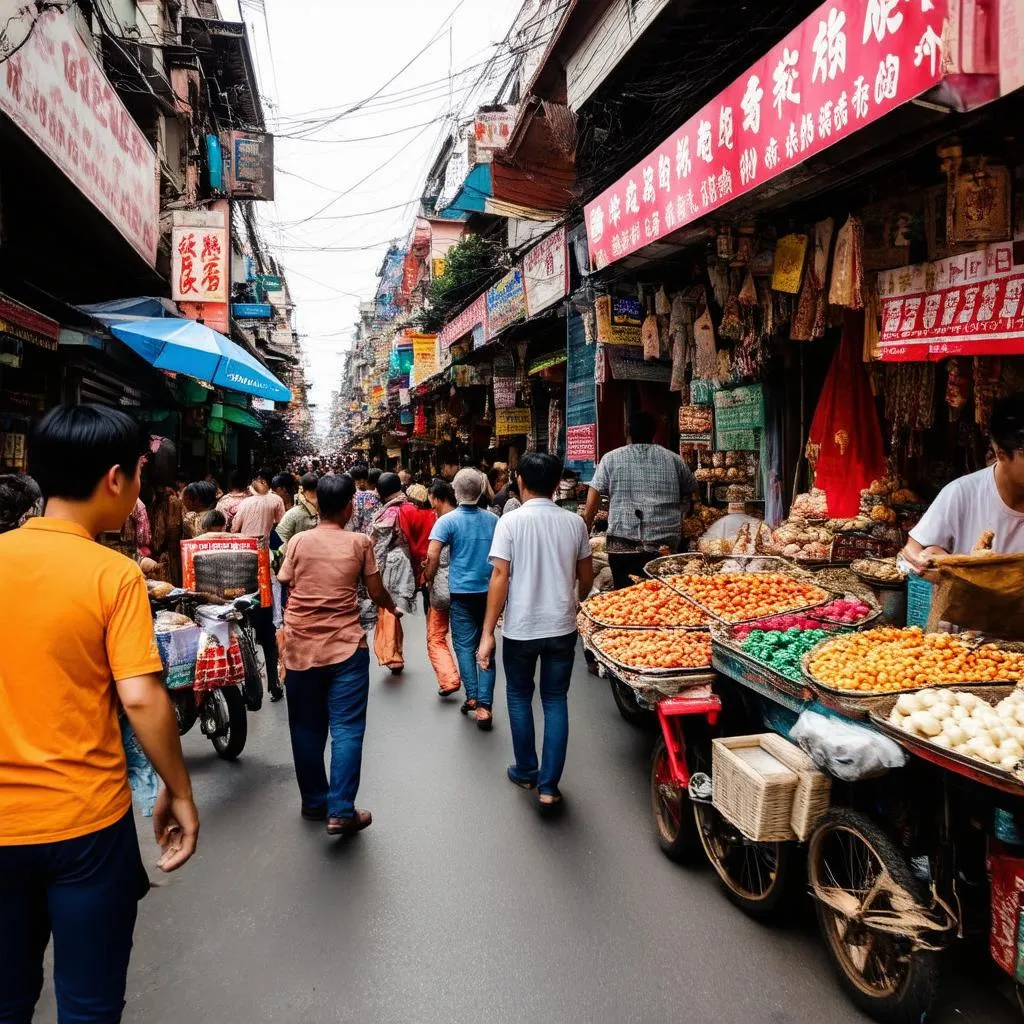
[494,407,532,436]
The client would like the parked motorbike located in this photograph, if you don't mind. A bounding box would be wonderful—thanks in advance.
[151,590,265,760]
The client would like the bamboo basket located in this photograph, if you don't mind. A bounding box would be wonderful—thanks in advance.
[759,733,832,840]
[711,734,801,842]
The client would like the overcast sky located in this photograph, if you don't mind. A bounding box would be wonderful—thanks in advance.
[240,0,524,432]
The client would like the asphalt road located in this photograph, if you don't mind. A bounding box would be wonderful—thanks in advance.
[37,612,1020,1023]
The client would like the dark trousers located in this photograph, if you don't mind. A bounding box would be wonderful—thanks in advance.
[0,810,148,1023]
[286,647,371,819]
[608,551,657,590]
[251,605,281,694]
[503,631,577,795]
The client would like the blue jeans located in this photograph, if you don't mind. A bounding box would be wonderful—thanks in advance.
[285,647,371,819]
[0,810,148,1023]
[503,631,577,796]
[449,593,495,708]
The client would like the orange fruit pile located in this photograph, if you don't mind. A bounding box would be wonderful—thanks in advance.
[808,626,1024,693]
[583,580,707,627]
[666,572,828,624]
[595,629,712,670]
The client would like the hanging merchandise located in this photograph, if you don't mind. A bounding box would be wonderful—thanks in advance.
[771,234,808,294]
[974,357,1002,432]
[492,351,516,409]
[641,309,660,361]
[693,297,718,380]
[548,399,563,458]
[719,293,744,343]
[737,270,757,307]
[655,285,671,316]
[413,405,427,436]
[884,363,935,465]
[862,280,881,361]
[806,312,887,518]
[944,152,1012,245]
[828,216,865,309]
[945,358,970,420]
[670,331,687,392]
[791,219,834,340]
[707,262,730,309]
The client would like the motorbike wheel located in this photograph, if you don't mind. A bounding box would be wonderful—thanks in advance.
[238,625,265,712]
[649,736,701,862]
[610,677,654,728]
[210,687,248,761]
[172,690,198,736]
[808,809,941,1024]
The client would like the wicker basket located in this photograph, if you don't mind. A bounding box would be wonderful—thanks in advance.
[711,734,801,842]
[759,733,832,840]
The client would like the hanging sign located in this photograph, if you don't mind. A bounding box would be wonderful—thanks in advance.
[411,333,438,383]
[439,293,487,350]
[0,7,159,266]
[172,213,228,305]
[494,407,533,436]
[878,241,1024,360]
[486,268,527,340]
[523,227,569,316]
[566,423,597,462]
[226,131,274,200]
[584,0,946,269]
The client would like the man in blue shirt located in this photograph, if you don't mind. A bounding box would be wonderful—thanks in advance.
[425,468,498,728]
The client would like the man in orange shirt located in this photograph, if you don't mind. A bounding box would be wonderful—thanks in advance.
[0,405,199,1022]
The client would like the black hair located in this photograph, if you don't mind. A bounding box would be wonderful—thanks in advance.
[201,509,226,531]
[272,473,296,494]
[29,404,147,502]
[350,464,369,482]
[183,480,218,510]
[317,473,355,519]
[0,474,42,533]
[228,468,248,491]
[518,452,562,496]
[368,468,382,487]
[299,472,318,492]
[377,472,402,500]
[254,467,273,484]
[429,480,456,506]
[990,393,1024,454]
[629,410,657,444]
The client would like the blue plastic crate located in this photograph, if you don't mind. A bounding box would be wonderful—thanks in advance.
[905,572,933,629]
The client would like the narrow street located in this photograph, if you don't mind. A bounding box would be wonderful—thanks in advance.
[37,614,1019,1024]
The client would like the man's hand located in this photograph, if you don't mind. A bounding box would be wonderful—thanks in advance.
[902,543,947,575]
[152,787,199,873]
[477,633,496,671]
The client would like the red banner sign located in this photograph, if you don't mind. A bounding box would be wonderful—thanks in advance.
[585,0,946,270]
[438,293,488,350]
[878,241,1024,360]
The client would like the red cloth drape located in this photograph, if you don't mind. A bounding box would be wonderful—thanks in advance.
[807,312,886,517]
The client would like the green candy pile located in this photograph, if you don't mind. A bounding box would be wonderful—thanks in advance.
[741,627,831,681]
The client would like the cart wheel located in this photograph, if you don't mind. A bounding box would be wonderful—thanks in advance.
[650,736,700,862]
[808,808,941,1024]
[609,677,653,728]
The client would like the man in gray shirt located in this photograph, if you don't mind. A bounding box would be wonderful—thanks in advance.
[582,410,696,589]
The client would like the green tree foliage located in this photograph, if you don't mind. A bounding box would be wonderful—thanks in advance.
[418,233,501,333]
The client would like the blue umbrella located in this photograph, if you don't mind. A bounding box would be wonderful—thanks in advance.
[110,318,292,402]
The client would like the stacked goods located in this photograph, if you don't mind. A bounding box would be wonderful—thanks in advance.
[678,405,714,434]
[887,688,1024,769]
[806,627,1024,694]
[768,518,833,562]
[699,520,772,557]
[666,572,828,623]
[741,627,834,681]
[594,629,713,670]
[682,503,726,542]
[694,450,757,485]
[810,597,875,625]
[583,579,707,627]
[791,489,829,519]
[830,515,874,533]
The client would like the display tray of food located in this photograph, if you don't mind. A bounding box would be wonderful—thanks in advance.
[580,578,707,630]
[801,627,1024,698]
[591,627,713,675]
[655,570,832,626]
[851,556,907,588]
[867,686,1024,796]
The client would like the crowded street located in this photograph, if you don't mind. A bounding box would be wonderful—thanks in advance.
[28,610,1021,1023]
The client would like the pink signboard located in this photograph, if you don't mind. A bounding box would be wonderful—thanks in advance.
[438,292,488,350]
[878,241,1024,360]
[0,7,159,266]
[585,0,946,270]
[566,423,597,462]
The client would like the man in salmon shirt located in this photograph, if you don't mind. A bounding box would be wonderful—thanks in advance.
[0,405,199,1022]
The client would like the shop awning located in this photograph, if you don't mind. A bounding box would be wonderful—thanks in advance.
[108,318,292,402]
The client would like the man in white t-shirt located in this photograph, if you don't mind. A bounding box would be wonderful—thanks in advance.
[905,393,1024,569]
[477,453,593,810]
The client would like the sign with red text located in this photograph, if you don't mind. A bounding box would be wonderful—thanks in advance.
[172,221,228,305]
[524,226,569,316]
[566,423,597,462]
[585,0,946,269]
[878,241,1024,360]
[439,293,488,350]
[0,7,159,266]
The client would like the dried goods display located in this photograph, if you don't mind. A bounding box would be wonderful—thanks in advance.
[810,597,875,625]
[694,450,757,484]
[806,627,1024,694]
[665,572,829,623]
[681,503,726,540]
[851,557,906,584]
[593,628,713,671]
[741,627,834,682]
[790,488,829,519]
[678,405,714,434]
[887,688,1024,770]
[767,517,833,561]
[582,579,706,628]
[698,520,772,557]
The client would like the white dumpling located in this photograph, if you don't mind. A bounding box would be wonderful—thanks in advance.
[919,690,939,709]
[896,693,921,715]
[1002,755,1022,769]
[943,723,966,747]
[951,706,968,722]
[931,734,952,748]
[916,712,942,738]
[961,719,981,739]
[1001,739,1024,760]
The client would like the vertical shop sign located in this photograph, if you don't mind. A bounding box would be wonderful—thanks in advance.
[0,6,159,266]
[410,333,438,384]
[584,0,947,269]
[486,268,527,340]
[226,131,275,200]
[523,227,570,316]
[471,109,516,163]
[172,211,228,305]
[565,312,597,481]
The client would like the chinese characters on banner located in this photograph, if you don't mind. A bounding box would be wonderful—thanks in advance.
[172,226,228,305]
[523,227,569,317]
[585,0,946,270]
[878,241,1024,360]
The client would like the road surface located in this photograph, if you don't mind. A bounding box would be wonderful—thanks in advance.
[38,612,1018,1023]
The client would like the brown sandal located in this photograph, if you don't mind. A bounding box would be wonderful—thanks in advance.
[460,699,477,715]
[475,707,493,731]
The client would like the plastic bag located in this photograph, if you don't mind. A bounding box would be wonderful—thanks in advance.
[790,709,907,781]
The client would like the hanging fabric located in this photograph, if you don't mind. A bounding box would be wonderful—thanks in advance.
[654,285,671,316]
[693,294,717,379]
[828,216,865,309]
[641,312,660,361]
